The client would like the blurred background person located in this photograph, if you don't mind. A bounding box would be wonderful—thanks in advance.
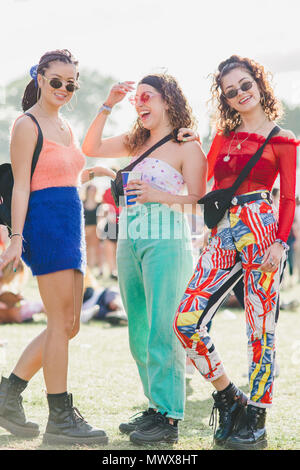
[293,196,300,283]
[81,267,127,325]
[0,261,44,324]
[97,187,120,280]
[82,183,104,275]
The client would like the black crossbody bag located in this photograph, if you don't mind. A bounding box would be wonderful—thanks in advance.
[0,113,43,230]
[198,126,280,229]
[110,133,173,207]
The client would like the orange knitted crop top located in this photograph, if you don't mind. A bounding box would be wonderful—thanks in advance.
[12,115,85,192]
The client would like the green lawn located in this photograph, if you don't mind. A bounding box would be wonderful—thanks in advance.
[0,278,299,451]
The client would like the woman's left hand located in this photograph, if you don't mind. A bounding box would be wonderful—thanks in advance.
[177,128,201,143]
[260,242,285,273]
[126,180,160,204]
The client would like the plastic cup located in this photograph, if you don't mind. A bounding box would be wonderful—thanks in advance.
[122,171,142,206]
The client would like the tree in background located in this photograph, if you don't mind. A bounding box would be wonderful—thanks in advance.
[0,69,117,163]
[1,75,300,165]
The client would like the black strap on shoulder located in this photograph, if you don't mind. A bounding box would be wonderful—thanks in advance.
[24,112,44,179]
[124,133,173,172]
[231,126,280,193]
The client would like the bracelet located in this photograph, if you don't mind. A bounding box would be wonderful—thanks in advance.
[88,170,95,180]
[274,239,289,251]
[10,233,23,240]
[98,104,112,115]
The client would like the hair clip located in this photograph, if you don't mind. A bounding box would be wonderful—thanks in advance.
[30,64,39,88]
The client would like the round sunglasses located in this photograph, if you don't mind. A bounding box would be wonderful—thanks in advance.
[42,75,79,93]
[129,91,159,106]
[223,80,254,100]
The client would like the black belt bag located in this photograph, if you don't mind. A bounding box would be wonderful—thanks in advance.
[198,126,280,229]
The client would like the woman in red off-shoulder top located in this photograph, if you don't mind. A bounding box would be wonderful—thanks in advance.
[174,55,299,450]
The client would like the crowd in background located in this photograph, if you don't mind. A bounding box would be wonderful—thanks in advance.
[1,184,300,329]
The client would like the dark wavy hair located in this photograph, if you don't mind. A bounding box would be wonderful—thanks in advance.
[125,74,197,155]
[22,49,79,111]
[209,55,283,135]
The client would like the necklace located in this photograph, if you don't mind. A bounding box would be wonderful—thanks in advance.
[37,103,66,132]
[223,118,268,162]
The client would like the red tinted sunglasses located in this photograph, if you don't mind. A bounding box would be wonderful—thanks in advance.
[129,91,159,106]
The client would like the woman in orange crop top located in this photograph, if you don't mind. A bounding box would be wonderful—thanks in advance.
[0,49,113,445]
[174,55,299,450]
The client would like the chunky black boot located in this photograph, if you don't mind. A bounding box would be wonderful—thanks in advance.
[226,404,267,450]
[210,383,248,446]
[0,376,40,438]
[119,408,157,435]
[129,412,178,445]
[43,392,108,445]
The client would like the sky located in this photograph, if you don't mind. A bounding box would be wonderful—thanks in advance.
[1,0,300,137]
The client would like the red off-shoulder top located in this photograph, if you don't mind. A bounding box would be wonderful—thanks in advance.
[206,131,299,242]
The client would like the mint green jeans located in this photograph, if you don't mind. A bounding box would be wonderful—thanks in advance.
[116,203,193,419]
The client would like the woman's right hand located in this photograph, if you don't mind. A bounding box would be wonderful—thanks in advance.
[0,238,23,272]
[105,81,135,108]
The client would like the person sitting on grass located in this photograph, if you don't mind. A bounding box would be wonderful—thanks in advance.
[0,261,44,324]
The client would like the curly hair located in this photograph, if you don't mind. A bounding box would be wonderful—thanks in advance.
[125,74,197,155]
[209,55,283,135]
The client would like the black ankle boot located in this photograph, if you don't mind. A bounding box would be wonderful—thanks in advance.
[0,376,40,437]
[210,383,248,446]
[226,404,267,450]
[43,392,108,445]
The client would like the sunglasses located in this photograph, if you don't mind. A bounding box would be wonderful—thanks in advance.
[223,80,254,100]
[129,91,159,106]
[42,75,79,93]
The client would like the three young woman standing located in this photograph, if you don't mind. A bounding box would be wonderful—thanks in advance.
[0,51,297,450]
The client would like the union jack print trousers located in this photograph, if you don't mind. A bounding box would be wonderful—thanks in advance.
[174,196,286,408]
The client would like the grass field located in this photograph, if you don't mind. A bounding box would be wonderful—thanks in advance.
[0,276,299,452]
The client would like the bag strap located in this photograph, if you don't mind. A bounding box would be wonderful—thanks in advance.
[122,133,174,172]
[24,113,44,179]
[231,125,280,193]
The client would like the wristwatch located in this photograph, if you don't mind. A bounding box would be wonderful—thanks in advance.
[99,104,112,115]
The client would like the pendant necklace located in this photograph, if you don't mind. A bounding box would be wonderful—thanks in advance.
[223,118,268,162]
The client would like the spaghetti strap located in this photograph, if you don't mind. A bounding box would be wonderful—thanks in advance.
[11,113,39,137]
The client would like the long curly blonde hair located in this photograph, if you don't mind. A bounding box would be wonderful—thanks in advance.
[209,55,283,135]
[125,74,197,155]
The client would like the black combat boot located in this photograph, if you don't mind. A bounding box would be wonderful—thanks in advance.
[43,392,108,445]
[210,383,248,446]
[0,375,40,437]
[129,412,179,445]
[226,404,267,450]
[119,408,157,435]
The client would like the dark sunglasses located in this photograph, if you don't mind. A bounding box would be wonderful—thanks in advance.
[42,75,79,93]
[223,80,254,100]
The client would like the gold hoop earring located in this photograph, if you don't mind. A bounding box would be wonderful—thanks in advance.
[66,91,78,112]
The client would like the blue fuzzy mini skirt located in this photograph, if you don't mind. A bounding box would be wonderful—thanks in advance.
[22,186,86,276]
